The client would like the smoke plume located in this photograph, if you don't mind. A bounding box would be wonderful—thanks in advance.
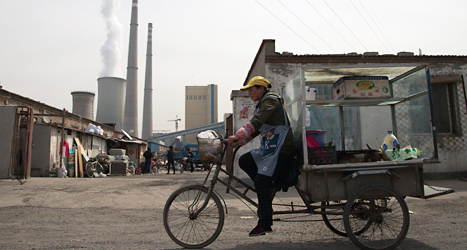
[99,0,124,77]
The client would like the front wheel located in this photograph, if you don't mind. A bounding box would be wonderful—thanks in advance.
[163,185,224,249]
[85,162,95,177]
[344,183,409,250]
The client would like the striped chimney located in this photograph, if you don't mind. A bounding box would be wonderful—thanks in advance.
[123,0,138,136]
[141,23,153,139]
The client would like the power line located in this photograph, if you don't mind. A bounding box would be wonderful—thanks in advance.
[358,0,397,53]
[349,0,389,52]
[254,0,321,53]
[321,0,368,51]
[277,0,336,53]
[305,0,358,52]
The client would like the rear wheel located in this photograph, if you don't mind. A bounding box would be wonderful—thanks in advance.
[163,185,224,249]
[344,183,409,250]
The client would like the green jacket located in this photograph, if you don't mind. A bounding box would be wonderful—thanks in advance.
[249,91,296,157]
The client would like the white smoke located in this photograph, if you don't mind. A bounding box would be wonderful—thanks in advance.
[99,0,124,77]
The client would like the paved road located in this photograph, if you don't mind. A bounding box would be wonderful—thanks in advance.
[1,171,467,250]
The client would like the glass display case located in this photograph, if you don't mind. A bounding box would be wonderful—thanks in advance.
[283,64,439,168]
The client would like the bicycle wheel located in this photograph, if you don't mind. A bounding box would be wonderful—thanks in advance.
[322,201,370,237]
[344,183,409,250]
[85,162,95,177]
[321,201,347,236]
[163,185,224,249]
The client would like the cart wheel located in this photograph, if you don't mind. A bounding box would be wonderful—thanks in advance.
[85,162,95,177]
[163,185,224,249]
[322,201,371,237]
[344,183,409,250]
[322,201,347,236]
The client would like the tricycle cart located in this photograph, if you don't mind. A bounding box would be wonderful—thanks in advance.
[163,64,440,250]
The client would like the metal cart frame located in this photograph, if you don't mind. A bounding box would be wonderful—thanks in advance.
[163,64,440,250]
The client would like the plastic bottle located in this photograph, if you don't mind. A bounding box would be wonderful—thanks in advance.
[380,131,398,151]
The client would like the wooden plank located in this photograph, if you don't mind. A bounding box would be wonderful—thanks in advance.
[74,137,85,177]
[74,146,78,178]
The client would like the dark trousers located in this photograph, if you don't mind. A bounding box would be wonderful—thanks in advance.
[143,161,151,174]
[239,152,294,227]
[167,161,175,173]
[187,159,194,172]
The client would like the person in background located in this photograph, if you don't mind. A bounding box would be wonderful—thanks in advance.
[186,148,194,173]
[227,76,295,237]
[151,158,158,173]
[143,147,154,174]
[166,146,176,174]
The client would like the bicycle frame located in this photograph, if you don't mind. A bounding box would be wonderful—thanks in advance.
[191,144,319,219]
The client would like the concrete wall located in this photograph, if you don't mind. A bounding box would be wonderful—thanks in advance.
[423,63,467,174]
[359,106,393,150]
[230,91,259,180]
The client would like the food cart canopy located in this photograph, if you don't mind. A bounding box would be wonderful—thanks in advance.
[304,64,425,85]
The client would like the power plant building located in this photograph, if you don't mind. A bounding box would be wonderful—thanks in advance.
[96,77,126,131]
[141,23,153,140]
[123,0,139,137]
[71,91,95,120]
[185,84,218,143]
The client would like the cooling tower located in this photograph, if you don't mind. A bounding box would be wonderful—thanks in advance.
[71,91,95,120]
[123,0,139,136]
[96,77,126,131]
[141,23,153,139]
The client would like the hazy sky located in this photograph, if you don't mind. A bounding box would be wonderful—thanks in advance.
[1,0,466,137]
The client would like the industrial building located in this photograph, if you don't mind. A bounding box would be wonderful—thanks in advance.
[71,91,95,120]
[184,84,218,143]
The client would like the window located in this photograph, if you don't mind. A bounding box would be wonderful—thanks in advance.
[194,95,197,100]
[409,80,461,136]
[186,95,188,100]
[189,95,193,100]
[432,83,461,135]
[198,95,202,100]
[203,95,206,100]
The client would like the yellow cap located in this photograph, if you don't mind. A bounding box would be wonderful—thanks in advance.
[240,76,271,91]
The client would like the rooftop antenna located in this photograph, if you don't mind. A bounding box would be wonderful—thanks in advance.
[168,115,182,131]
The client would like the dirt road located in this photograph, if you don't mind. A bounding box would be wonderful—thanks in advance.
[1,171,467,249]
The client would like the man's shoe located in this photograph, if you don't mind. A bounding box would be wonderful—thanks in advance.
[249,225,271,237]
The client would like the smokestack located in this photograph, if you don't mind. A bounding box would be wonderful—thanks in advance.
[141,23,153,139]
[71,91,95,120]
[96,77,126,131]
[123,0,138,136]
